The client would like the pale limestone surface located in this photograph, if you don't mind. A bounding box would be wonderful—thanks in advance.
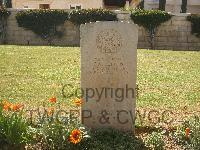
[80,21,138,131]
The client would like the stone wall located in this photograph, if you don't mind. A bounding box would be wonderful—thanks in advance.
[5,9,80,46]
[0,19,3,44]
[0,17,7,44]
[138,15,200,51]
[1,9,200,50]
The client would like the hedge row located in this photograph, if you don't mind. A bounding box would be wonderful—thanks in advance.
[15,9,117,40]
[12,8,200,43]
[16,10,69,39]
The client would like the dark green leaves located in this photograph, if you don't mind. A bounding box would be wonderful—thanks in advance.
[130,9,172,31]
[187,14,200,37]
[69,9,118,25]
[16,10,69,39]
[0,8,10,18]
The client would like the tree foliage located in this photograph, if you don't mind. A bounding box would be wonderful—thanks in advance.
[0,7,9,18]
[187,14,200,37]
[16,9,69,43]
[69,9,117,25]
[131,9,172,49]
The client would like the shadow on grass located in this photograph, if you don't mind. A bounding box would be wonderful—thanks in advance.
[78,128,147,150]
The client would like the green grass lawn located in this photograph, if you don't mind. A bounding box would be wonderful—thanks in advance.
[0,45,200,113]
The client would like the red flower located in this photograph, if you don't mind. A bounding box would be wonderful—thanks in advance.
[74,98,83,107]
[185,127,190,138]
[49,97,57,103]
[69,129,82,144]
[2,100,12,111]
[11,103,24,111]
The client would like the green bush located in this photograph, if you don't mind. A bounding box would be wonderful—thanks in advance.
[16,10,69,40]
[0,109,35,148]
[84,128,146,150]
[0,8,10,18]
[174,116,200,149]
[187,14,200,37]
[69,9,118,25]
[39,122,90,150]
[0,99,146,149]
[146,132,165,150]
[130,9,172,49]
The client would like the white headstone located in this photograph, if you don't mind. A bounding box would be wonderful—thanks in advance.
[81,21,138,132]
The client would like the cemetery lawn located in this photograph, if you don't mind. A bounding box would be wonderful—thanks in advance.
[0,45,200,114]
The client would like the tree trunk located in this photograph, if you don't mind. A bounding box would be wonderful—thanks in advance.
[159,0,166,11]
[148,27,156,49]
[0,0,3,8]
[181,0,187,13]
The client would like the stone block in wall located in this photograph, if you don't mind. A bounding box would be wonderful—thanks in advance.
[144,36,150,43]
[138,30,143,37]
[137,41,149,48]
[188,47,200,51]
[173,46,189,51]
[188,43,200,48]
[138,35,145,42]
[162,20,172,26]
[157,30,171,36]
[187,26,192,32]
[177,26,188,32]
[173,43,189,50]
[188,35,200,43]
[168,30,179,37]
[177,32,188,42]
[155,36,168,42]
[172,16,187,21]
[155,46,174,50]
[172,20,191,26]
[167,37,178,42]
[177,36,188,42]
[155,41,169,47]
[157,25,171,31]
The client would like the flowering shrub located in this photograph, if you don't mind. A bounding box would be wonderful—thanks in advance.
[173,116,200,149]
[38,122,89,149]
[0,97,146,149]
[0,100,35,149]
